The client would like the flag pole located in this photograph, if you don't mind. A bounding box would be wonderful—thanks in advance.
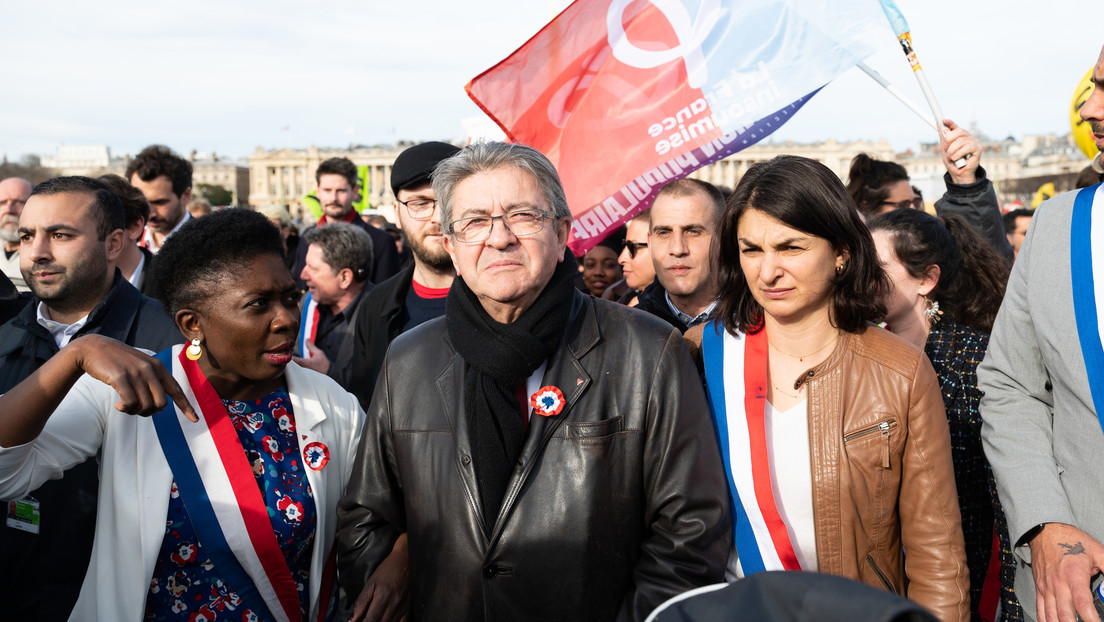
[855,62,937,131]
[878,0,967,167]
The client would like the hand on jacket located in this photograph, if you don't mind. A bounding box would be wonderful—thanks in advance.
[940,119,980,185]
[292,340,331,375]
[1028,522,1104,622]
[346,533,410,622]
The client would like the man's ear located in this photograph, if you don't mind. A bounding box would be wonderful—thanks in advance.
[125,217,145,243]
[337,267,355,289]
[180,187,192,207]
[104,228,125,262]
[555,216,572,263]
[442,235,462,277]
[393,203,404,230]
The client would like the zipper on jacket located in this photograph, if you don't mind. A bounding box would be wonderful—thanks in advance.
[865,554,895,593]
[843,419,897,468]
[806,381,822,570]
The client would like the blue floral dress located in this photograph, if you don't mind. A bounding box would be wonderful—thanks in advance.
[144,388,317,621]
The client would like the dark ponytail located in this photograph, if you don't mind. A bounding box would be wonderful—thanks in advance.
[846,153,910,216]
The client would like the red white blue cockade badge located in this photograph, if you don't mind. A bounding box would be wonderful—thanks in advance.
[530,386,566,417]
[303,442,329,470]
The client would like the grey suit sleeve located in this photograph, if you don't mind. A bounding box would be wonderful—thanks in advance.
[978,201,1074,555]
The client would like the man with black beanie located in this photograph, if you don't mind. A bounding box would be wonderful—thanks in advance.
[336,142,729,621]
[346,141,460,410]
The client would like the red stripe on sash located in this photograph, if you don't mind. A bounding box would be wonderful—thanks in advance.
[978,528,1001,621]
[743,329,802,570]
[179,349,303,622]
[315,547,338,622]
[308,305,319,345]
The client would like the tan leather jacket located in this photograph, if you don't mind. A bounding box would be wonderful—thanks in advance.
[687,325,970,622]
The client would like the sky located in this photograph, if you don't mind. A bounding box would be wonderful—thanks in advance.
[1,0,1099,162]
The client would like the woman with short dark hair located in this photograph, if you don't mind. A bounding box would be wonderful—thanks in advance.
[687,155,970,622]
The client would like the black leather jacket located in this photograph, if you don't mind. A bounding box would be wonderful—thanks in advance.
[337,292,730,621]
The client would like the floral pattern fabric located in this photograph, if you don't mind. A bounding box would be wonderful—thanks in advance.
[145,388,317,621]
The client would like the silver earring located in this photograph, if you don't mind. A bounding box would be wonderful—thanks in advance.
[923,298,943,325]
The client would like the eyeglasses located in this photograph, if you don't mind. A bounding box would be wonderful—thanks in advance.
[397,197,437,220]
[447,208,554,244]
[623,240,648,258]
[879,197,923,211]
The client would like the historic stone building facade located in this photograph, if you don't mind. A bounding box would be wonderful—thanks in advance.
[247,145,418,221]
[191,155,250,205]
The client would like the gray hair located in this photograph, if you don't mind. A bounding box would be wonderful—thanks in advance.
[302,221,374,283]
[433,142,571,234]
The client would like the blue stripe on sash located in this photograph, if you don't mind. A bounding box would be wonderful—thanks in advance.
[297,293,312,358]
[1070,184,1104,435]
[150,348,277,621]
[701,320,766,575]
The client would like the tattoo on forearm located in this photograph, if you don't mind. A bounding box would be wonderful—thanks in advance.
[1058,542,1086,556]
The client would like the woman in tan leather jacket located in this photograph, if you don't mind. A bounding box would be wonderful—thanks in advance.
[686,155,970,622]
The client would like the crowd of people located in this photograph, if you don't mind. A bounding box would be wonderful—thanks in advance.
[2,43,1104,622]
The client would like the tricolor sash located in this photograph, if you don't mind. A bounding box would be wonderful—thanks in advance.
[297,293,319,359]
[701,321,802,575]
[1070,182,1104,436]
[152,347,303,622]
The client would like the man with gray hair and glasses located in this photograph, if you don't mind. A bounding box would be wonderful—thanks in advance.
[337,142,729,621]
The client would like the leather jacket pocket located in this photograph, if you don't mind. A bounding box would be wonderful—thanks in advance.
[843,417,900,531]
[865,554,897,594]
[843,418,898,469]
[562,416,623,441]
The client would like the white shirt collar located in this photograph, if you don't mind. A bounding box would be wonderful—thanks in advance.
[126,251,147,289]
[36,302,91,349]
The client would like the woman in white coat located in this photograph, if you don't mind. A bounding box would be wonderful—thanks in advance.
[0,209,404,622]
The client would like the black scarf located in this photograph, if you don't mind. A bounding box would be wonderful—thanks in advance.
[446,253,578,528]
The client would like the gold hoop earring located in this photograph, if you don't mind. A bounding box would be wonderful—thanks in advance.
[186,338,203,361]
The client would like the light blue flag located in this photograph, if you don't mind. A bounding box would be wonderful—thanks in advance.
[878,0,911,37]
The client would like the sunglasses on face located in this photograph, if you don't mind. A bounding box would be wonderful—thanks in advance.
[623,240,648,258]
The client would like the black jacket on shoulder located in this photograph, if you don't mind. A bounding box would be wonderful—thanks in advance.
[633,279,688,333]
[347,261,416,411]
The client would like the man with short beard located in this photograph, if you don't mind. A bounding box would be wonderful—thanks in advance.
[0,176,180,622]
[347,141,460,410]
[0,177,33,293]
[291,157,401,287]
[126,145,193,255]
